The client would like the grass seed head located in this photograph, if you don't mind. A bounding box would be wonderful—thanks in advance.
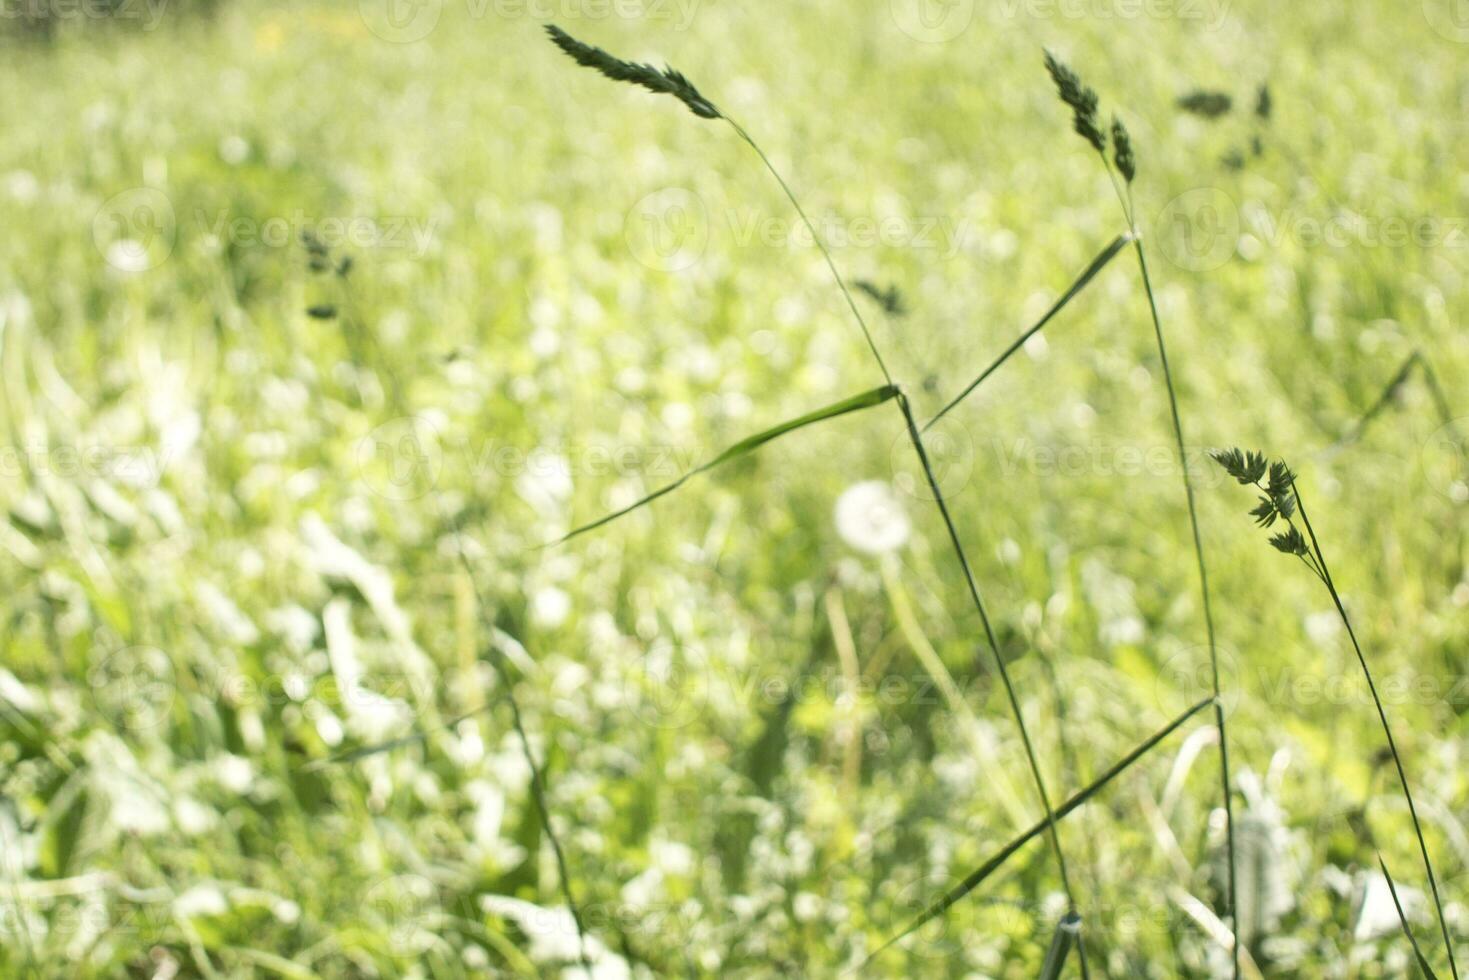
[1269,525,1309,557]
[1177,90,1233,119]
[1214,449,1309,558]
[1210,447,1267,485]
[1111,115,1136,182]
[545,24,721,120]
[854,279,908,317]
[1043,50,1106,153]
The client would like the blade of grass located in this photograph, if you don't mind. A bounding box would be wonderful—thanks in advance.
[548,384,899,545]
[1379,852,1441,979]
[860,695,1214,966]
[923,231,1134,432]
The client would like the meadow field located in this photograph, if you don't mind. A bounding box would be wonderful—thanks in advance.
[1,0,1467,975]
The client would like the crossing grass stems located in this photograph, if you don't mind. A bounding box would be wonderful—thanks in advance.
[536,24,1461,975]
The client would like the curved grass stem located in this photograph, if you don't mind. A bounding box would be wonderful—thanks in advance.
[1293,481,1459,979]
[1111,170,1239,977]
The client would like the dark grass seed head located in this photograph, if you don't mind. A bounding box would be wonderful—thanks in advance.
[1111,116,1136,182]
[1177,90,1233,119]
[1212,449,1307,554]
[1043,50,1106,153]
[545,24,720,120]
[854,280,908,317]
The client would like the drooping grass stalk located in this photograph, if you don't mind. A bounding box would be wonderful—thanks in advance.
[545,25,1091,969]
[1212,451,1459,977]
[1043,50,1240,976]
[1293,479,1458,979]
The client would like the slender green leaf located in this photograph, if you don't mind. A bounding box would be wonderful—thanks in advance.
[551,385,900,545]
[924,233,1133,432]
[863,695,1213,964]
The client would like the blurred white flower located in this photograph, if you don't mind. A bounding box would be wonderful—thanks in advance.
[834,481,910,554]
[515,451,573,516]
[530,586,571,629]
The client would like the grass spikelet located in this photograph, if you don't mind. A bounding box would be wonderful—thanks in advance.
[544,24,720,119]
[854,280,908,317]
[1043,50,1106,152]
[1111,115,1136,182]
[1177,90,1233,118]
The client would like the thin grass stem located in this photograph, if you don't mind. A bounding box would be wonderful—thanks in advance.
[1126,211,1239,980]
[1293,480,1459,979]
[894,392,1084,971]
[725,119,894,387]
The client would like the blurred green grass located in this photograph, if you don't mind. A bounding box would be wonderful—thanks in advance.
[1,0,1467,975]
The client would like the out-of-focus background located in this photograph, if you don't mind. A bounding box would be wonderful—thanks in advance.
[1,1,1467,975]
